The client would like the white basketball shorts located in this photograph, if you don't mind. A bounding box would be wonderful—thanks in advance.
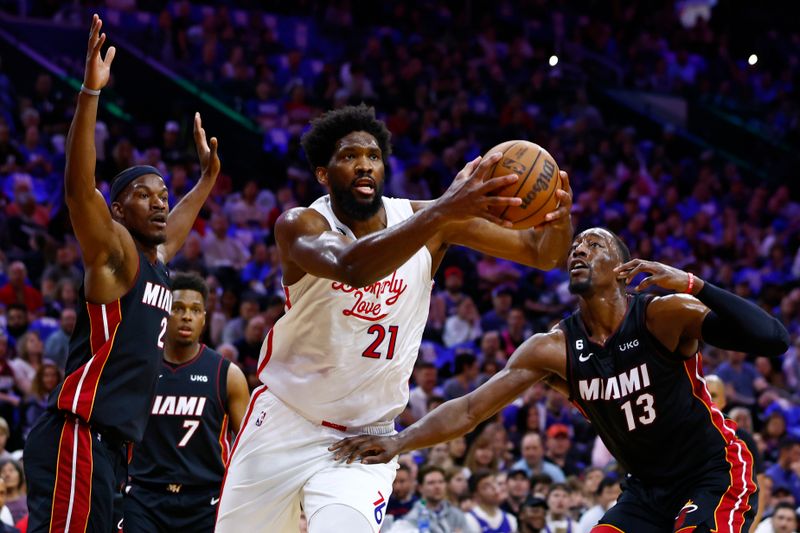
[215,386,398,532]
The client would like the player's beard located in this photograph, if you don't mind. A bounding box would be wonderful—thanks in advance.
[330,179,384,221]
[568,270,593,294]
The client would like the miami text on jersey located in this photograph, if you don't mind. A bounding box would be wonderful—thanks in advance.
[142,281,173,313]
[578,363,651,401]
[151,395,208,416]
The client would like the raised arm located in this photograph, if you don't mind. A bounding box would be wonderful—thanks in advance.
[429,171,573,270]
[330,330,566,464]
[276,154,521,288]
[226,362,250,435]
[158,113,220,263]
[616,259,790,358]
[64,15,127,269]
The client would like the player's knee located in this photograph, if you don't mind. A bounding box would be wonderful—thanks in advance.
[308,504,372,533]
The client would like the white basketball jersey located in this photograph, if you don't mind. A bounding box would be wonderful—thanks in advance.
[258,195,433,427]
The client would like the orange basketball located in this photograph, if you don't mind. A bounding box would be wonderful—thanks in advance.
[486,140,561,229]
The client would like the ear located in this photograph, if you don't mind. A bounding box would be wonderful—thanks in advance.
[110,201,123,221]
[315,167,328,187]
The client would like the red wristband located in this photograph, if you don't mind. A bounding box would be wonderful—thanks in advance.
[685,272,694,294]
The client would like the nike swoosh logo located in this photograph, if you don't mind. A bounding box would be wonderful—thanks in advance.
[211,497,220,506]
[578,352,594,362]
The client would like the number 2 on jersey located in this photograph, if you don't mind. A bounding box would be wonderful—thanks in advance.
[362,325,399,360]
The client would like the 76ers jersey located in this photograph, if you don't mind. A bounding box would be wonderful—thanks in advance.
[258,196,433,428]
[129,345,231,485]
[50,251,171,442]
[562,294,748,484]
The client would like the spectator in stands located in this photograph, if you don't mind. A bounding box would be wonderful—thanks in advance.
[0,477,18,532]
[409,361,442,422]
[401,465,469,532]
[500,307,532,356]
[0,263,43,316]
[9,331,42,395]
[754,501,798,533]
[0,420,10,463]
[387,463,417,520]
[576,476,621,533]
[41,243,82,289]
[442,297,482,348]
[21,360,60,439]
[465,428,500,475]
[442,353,479,401]
[42,307,75,370]
[765,438,800,505]
[544,424,584,478]
[481,285,514,333]
[170,232,207,277]
[545,483,577,533]
[0,460,25,523]
[445,466,468,506]
[438,266,467,317]
[234,315,267,388]
[6,173,49,227]
[502,468,531,518]
[715,350,765,408]
[518,495,548,533]
[3,305,27,346]
[221,295,260,345]
[202,212,250,272]
[465,470,518,532]
[511,432,566,483]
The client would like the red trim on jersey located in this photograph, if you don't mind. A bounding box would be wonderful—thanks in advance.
[571,400,589,420]
[322,420,347,432]
[256,329,274,376]
[218,414,230,465]
[216,385,268,524]
[57,300,123,420]
[49,417,93,533]
[590,525,625,533]
[684,356,756,533]
[676,527,697,533]
[283,286,291,310]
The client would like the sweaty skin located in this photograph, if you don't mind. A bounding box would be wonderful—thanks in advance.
[329,229,723,464]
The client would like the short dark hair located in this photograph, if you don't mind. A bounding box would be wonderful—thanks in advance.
[454,353,477,375]
[415,360,436,371]
[300,104,392,169]
[7,303,27,315]
[396,463,411,475]
[612,232,631,263]
[171,272,209,303]
[418,464,446,485]
[468,469,494,494]
[773,501,797,515]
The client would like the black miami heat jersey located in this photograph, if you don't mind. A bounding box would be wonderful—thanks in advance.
[561,293,734,484]
[50,251,171,442]
[129,345,231,486]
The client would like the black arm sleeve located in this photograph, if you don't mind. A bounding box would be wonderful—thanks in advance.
[698,282,790,357]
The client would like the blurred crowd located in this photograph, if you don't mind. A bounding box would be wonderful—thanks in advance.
[0,0,799,531]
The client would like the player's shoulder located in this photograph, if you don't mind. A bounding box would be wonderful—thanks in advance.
[201,345,229,365]
[274,206,331,239]
[645,293,705,317]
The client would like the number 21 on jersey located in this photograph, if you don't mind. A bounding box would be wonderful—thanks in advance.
[362,325,399,360]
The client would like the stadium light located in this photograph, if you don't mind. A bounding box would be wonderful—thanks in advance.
[748,54,758,66]
[549,55,559,67]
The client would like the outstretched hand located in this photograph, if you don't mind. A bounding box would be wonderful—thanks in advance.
[434,153,522,227]
[194,112,220,180]
[328,435,401,465]
[540,171,573,225]
[83,14,116,91]
[615,259,701,294]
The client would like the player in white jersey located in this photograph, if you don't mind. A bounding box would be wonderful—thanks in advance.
[215,105,574,533]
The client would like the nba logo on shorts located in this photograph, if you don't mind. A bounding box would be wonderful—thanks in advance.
[372,491,386,525]
[254,410,266,427]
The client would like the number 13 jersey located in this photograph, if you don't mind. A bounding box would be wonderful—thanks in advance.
[258,196,433,428]
[561,293,738,484]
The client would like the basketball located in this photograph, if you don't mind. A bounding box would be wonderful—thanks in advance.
[485,140,562,229]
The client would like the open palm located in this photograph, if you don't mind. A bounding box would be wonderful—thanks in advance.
[84,14,116,91]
